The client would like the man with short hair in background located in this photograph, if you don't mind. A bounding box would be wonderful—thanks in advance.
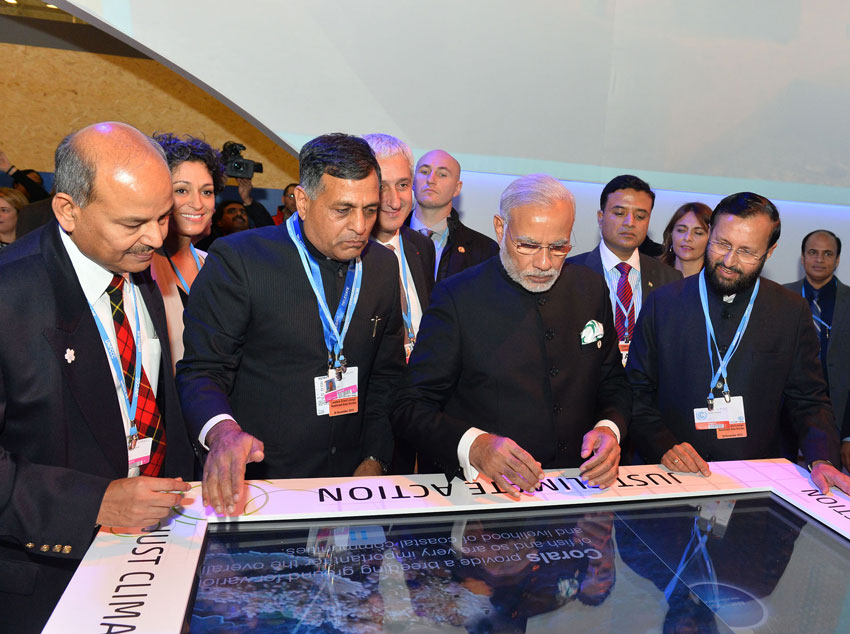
[569,174,681,366]
[363,133,435,473]
[394,173,629,495]
[784,230,850,470]
[409,149,498,282]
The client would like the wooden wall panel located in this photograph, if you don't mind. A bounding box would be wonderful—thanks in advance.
[1,42,298,188]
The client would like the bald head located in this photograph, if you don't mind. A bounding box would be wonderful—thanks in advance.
[52,121,173,274]
[54,122,168,208]
[413,149,463,220]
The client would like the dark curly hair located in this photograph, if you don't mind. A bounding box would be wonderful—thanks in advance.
[152,132,226,194]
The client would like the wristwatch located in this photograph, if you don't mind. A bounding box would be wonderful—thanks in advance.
[364,455,389,474]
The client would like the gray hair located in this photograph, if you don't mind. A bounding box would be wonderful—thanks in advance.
[362,133,414,178]
[499,173,575,223]
[53,128,166,208]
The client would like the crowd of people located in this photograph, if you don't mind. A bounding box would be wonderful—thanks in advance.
[1,121,849,631]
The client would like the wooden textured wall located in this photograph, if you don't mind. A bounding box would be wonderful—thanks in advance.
[1,42,299,188]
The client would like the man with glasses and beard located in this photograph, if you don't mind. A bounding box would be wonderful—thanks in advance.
[392,174,630,496]
[626,192,850,496]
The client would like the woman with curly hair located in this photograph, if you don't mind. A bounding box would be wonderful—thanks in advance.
[150,132,225,367]
[660,202,712,278]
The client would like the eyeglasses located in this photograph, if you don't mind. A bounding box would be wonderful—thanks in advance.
[707,239,765,265]
[506,227,572,257]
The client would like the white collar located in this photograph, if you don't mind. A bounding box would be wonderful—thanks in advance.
[59,224,121,303]
[410,208,448,236]
[599,240,641,273]
[377,231,401,250]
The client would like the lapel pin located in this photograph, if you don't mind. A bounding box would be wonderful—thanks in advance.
[648,281,654,288]
[64,348,76,364]
[597,340,602,349]
[458,246,466,253]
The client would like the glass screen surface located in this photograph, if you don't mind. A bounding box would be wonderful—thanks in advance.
[189,494,850,633]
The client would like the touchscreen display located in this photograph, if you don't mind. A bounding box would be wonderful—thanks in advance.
[189,494,850,632]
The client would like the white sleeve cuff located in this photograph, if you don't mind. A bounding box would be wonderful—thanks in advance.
[457,427,487,481]
[199,414,237,449]
[843,437,850,443]
[594,420,621,444]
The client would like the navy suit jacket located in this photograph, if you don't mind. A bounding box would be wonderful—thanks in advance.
[399,225,436,310]
[626,274,838,466]
[0,221,195,632]
[567,244,682,300]
[784,277,850,437]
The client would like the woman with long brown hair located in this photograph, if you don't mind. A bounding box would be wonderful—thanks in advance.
[660,202,712,277]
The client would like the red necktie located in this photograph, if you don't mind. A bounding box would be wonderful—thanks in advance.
[614,262,635,342]
[106,275,166,476]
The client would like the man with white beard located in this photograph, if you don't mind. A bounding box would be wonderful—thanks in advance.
[392,174,631,496]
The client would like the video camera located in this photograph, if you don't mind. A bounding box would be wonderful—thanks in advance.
[221,141,264,179]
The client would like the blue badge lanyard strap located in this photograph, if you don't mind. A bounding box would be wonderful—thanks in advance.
[801,286,832,335]
[613,290,636,342]
[88,278,142,433]
[698,270,759,407]
[286,214,362,371]
[165,243,203,295]
[395,237,415,341]
[663,516,717,604]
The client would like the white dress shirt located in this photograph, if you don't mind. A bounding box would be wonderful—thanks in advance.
[599,240,643,328]
[60,226,161,477]
[378,232,424,337]
[410,209,449,279]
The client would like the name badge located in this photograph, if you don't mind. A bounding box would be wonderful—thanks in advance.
[128,437,153,468]
[314,366,359,417]
[404,342,414,363]
[693,395,747,439]
[618,341,630,367]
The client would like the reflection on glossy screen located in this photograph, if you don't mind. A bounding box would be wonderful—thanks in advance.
[189,494,850,633]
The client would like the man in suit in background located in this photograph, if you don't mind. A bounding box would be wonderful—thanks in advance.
[784,230,850,470]
[177,133,405,515]
[0,122,195,632]
[408,149,498,282]
[393,174,630,495]
[363,134,435,474]
[568,174,681,366]
[626,192,850,496]
[364,134,435,359]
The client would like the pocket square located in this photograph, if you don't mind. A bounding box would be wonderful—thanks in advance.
[580,320,604,345]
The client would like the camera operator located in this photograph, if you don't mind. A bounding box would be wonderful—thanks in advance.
[196,142,273,249]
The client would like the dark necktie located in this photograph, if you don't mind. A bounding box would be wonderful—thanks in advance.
[811,289,822,337]
[106,275,166,476]
[419,228,434,239]
[614,262,635,342]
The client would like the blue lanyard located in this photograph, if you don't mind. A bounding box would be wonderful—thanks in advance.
[286,214,362,370]
[613,268,636,341]
[801,285,832,334]
[698,270,759,409]
[88,277,143,428]
[394,237,415,341]
[164,243,202,294]
[664,517,717,605]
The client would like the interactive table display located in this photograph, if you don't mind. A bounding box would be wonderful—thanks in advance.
[44,460,850,633]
